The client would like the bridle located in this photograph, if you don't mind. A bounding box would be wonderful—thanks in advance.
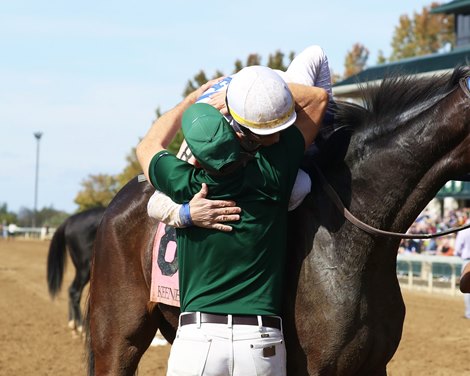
[313,75,470,239]
[313,163,470,239]
[313,79,469,240]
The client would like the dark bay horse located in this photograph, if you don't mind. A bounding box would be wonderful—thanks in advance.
[47,207,105,332]
[86,67,470,375]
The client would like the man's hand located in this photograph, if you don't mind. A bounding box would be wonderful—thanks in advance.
[207,90,228,116]
[190,183,241,232]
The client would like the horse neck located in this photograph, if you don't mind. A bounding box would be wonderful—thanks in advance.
[346,84,470,234]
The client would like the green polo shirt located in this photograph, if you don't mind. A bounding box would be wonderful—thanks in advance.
[149,126,305,315]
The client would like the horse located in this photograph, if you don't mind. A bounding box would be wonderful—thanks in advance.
[47,206,106,333]
[86,66,470,375]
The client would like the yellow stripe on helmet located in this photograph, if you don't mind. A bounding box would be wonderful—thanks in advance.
[228,99,295,130]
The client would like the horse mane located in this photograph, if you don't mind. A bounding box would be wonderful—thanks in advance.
[334,66,470,138]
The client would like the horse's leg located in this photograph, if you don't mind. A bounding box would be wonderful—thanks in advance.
[89,236,159,375]
[67,297,75,330]
[90,277,159,375]
[158,303,180,344]
[68,265,90,334]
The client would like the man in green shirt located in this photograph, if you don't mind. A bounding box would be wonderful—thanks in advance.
[137,66,327,376]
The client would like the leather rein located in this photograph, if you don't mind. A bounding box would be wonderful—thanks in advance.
[314,76,470,239]
[313,164,470,240]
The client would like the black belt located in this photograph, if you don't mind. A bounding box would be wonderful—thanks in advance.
[180,312,281,330]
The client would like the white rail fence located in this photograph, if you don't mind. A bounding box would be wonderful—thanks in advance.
[397,254,463,295]
[2,232,466,295]
[5,227,56,240]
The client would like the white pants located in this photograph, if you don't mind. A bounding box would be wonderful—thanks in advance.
[166,313,286,376]
[282,44,333,99]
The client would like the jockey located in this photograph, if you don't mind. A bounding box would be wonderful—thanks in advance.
[147,45,334,228]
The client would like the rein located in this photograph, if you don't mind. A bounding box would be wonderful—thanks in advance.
[313,164,470,239]
[313,76,470,239]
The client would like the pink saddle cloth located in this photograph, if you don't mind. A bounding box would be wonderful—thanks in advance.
[150,222,180,306]
[150,133,200,306]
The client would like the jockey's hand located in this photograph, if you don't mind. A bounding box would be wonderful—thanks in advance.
[207,89,228,116]
[187,78,224,104]
[189,183,241,232]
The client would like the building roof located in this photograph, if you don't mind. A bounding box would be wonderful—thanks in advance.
[332,47,470,97]
[333,0,470,98]
[436,181,470,199]
[430,0,470,14]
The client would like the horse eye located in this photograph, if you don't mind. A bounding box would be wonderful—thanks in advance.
[467,77,470,90]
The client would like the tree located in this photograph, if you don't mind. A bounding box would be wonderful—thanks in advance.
[13,205,68,227]
[376,49,387,65]
[74,174,120,211]
[116,147,143,188]
[389,2,454,62]
[234,59,243,73]
[330,71,342,84]
[183,70,209,97]
[0,203,17,226]
[245,53,262,68]
[343,43,369,79]
[36,207,69,227]
[267,50,287,71]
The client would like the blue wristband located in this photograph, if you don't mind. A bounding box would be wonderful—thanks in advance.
[179,202,193,227]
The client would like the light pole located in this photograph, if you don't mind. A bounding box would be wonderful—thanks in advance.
[33,132,43,228]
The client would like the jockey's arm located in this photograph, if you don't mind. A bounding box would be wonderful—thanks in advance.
[288,83,328,150]
[148,185,241,232]
[138,79,241,232]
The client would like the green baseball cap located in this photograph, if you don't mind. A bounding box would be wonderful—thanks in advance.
[182,103,241,174]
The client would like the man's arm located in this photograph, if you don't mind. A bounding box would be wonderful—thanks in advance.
[148,184,241,232]
[136,80,218,182]
[288,83,328,150]
[138,79,242,232]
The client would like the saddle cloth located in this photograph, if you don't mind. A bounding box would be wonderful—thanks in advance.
[150,222,180,306]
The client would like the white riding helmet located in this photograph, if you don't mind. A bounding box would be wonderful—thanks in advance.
[226,65,296,135]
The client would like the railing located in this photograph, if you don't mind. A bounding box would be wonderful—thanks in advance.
[5,227,56,240]
[397,254,463,295]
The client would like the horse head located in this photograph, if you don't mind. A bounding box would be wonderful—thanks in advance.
[340,66,470,233]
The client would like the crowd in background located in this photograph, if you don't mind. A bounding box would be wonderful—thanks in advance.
[398,207,470,256]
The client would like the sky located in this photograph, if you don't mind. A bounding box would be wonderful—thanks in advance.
[1,0,435,215]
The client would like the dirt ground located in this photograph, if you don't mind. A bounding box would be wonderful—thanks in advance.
[1,239,469,376]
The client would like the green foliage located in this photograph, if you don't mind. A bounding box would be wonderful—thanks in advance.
[0,203,18,225]
[116,146,143,188]
[3,205,69,228]
[184,50,295,96]
[343,43,369,79]
[388,2,454,62]
[245,53,262,67]
[167,130,184,155]
[37,208,69,227]
[74,174,120,211]
[267,50,287,71]
[234,59,243,73]
[376,50,387,65]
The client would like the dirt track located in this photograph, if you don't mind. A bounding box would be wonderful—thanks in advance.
[1,239,469,375]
